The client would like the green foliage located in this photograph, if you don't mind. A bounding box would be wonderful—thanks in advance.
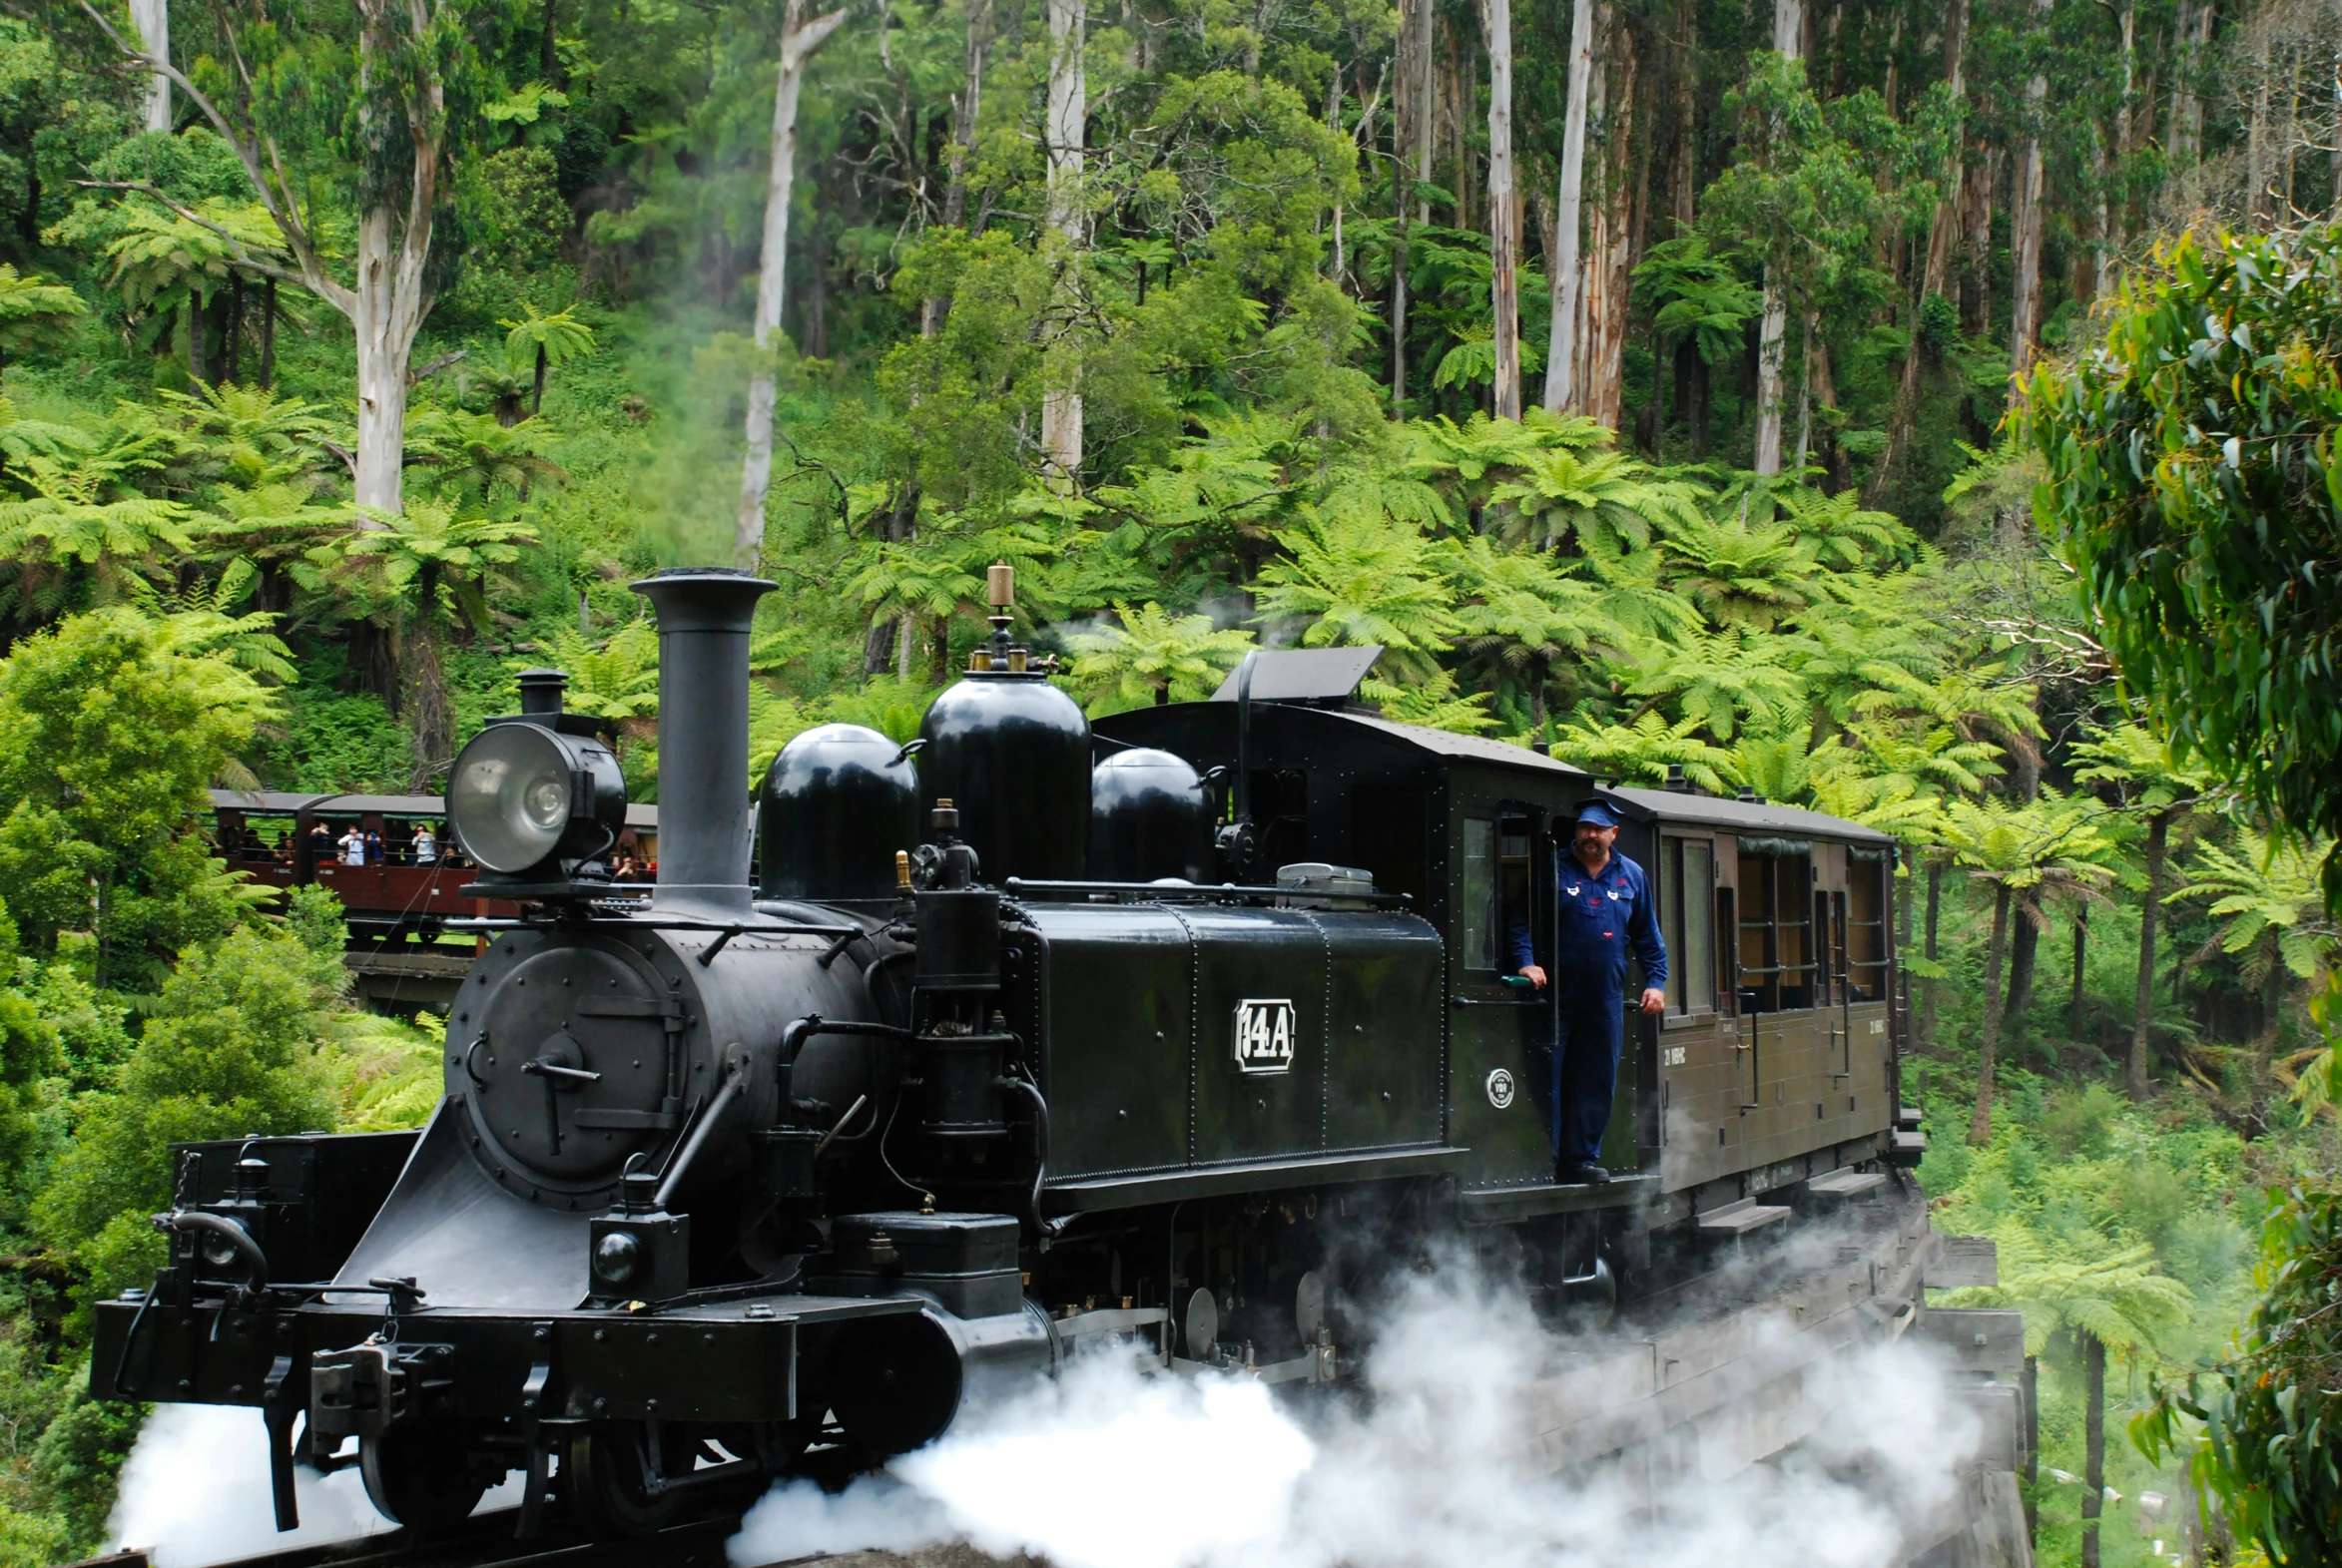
[34,920,345,1312]
[0,610,274,985]
[1065,602,1256,715]
[2025,223,2342,912]
[2138,1184,2342,1566]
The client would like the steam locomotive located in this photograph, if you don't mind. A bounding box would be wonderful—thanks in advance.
[92,566,1922,1539]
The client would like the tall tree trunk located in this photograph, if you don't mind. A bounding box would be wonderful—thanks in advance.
[2103,4,2133,287]
[734,0,850,565]
[1668,0,1694,232]
[1870,0,1967,503]
[1543,0,1595,411]
[2007,905,2040,1024]
[1038,0,1085,486]
[130,0,169,131]
[1970,882,2011,1143]
[1480,0,1519,420]
[2248,34,2272,222]
[2130,808,2168,1101]
[1751,0,1801,475]
[2009,0,2051,381]
[2081,1330,2106,1568]
[921,0,991,334]
[1409,0,1435,226]
[2069,904,2087,1035]
[1922,859,1942,1050]
[224,273,244,384]
[1392,0,1430,408]
[259,276,277,389]
[1586,20,1642,433]
[185,298,206,386]
[531,342,548,415]
[542,0,559,80]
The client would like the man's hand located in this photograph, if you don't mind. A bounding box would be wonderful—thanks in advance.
[1517,965,1548,990]
[1638,986,1666,1015]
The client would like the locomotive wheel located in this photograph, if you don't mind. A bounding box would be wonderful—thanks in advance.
[358,1427,489,1531]
[563,1423,687,1538]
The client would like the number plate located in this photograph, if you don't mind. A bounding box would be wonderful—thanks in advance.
[1232,998,1298,1075]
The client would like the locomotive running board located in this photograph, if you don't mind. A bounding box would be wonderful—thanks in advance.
[1043,1146,1466,1213]
[1454,1173,1661,1225]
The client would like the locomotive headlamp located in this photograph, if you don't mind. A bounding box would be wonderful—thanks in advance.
[447,721,624,876]
[591,1230,640,1288]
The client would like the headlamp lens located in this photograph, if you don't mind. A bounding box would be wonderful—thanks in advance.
[593,1231,640,1286]
[448,723,575,873]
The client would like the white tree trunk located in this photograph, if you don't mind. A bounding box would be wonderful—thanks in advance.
[1542,0,1593,411]
[130,0,169,132]
[351,209,421,514]
[735,0,850,565]
[1040,0,1085,485]
[1752,0,1801,475]
[2009,0,2051,379]
[1480,0,1518,419]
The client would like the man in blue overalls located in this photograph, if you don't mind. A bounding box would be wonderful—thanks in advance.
[1507,800,1667,1185]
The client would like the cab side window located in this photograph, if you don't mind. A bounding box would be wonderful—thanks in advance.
[1459,813,1535,972]
[1462,817,1497,970]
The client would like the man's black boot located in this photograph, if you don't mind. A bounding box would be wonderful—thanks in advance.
[1562,1162,1611,1185]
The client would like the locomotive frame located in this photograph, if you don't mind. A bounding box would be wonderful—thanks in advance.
[92,567,1923,1542]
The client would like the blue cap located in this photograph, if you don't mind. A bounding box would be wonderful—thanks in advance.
[1571,800,1621,828]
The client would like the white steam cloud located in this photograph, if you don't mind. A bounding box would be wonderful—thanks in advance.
[732,1264,1984,1568]
[108,1403,519,1568]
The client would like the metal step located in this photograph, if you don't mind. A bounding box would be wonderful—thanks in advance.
[1807,1168,1889,1200]
[1895,1104,1924,1131]
[1697,1199,1793,1236]
[1885,1128,1928,1168]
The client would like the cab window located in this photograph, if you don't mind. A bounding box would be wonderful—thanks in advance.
[1462,818,1497,969]
[1461,813,1535,973]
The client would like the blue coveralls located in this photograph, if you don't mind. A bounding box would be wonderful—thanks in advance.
[1508,846,1669,1164]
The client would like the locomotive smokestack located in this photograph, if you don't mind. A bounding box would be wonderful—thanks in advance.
[633,567,775,909]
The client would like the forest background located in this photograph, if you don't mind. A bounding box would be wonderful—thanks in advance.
[0,0,2325,1561]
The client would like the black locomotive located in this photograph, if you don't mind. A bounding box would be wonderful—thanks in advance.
[92,565,1922,1539]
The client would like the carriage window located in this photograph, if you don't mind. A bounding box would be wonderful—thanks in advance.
[1661,837,1717,1014]
[1461,817,1497,970]
[1847,851,1890,1000]
[1736,847,1816,1012]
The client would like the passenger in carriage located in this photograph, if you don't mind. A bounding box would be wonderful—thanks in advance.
[306,820,335,862]
[1508,800,1667,1186]
[412,822,438,864]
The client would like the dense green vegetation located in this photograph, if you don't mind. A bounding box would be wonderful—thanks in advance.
[0,0,2322,1559]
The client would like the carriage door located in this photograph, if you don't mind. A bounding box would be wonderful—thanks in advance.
[1448,800,1555,1185]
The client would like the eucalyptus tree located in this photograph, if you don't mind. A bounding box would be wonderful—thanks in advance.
[80,0,524,514]
[2026,222,2342,915]
[735,0,851,564]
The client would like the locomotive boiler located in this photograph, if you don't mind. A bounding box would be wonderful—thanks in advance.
[92,565,1922,1540]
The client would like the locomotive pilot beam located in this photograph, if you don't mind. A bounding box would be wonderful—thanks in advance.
[93,564,1925,1543]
